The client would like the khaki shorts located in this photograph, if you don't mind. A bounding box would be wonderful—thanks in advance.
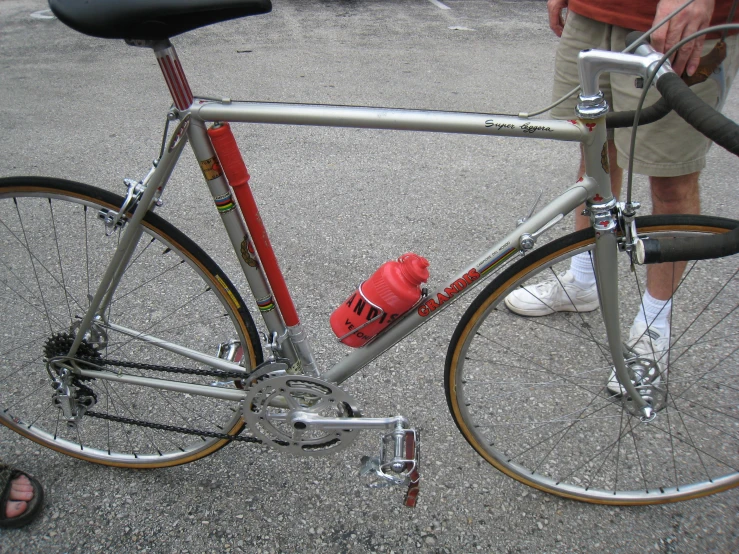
[552,11,739,177]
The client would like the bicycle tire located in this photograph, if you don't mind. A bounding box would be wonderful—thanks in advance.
[0,176,262,468]
[446,214,739,504]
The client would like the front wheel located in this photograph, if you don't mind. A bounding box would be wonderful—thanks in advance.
[446,214,739,504]
[0,177,262,467]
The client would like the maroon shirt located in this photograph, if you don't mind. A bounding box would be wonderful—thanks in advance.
[569,0,738,36]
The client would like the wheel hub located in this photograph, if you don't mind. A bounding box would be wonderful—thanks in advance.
[619,355,667,417]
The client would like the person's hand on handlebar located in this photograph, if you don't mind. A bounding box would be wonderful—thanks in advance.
[651,0,715,77]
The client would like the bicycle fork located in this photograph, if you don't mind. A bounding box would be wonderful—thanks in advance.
[579,104,654,420]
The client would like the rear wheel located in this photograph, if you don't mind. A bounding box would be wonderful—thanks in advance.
[0,177,262,467]
[446,214,739,504]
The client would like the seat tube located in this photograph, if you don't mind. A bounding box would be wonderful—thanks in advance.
[148,39,314,374]
[577,93,649,415]
[186,121,303,361]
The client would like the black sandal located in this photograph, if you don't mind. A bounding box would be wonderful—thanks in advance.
[0,463,44,529]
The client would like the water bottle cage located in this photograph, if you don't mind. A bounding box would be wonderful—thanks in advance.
[335,281,387,342]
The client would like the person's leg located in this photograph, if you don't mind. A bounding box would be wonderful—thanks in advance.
[553,10,616,231]
[503,12,617,315]
[646,172,701,300]
[608,32,736,329]
[606,173,700,394]
[561,141,624,290]
[624,172,700,352]
[504,140,622,316]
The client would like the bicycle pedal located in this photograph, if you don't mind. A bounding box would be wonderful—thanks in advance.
[358,428,421,507]
[209,379,236,388]
[359,455,381,475]
[216,339,242,363]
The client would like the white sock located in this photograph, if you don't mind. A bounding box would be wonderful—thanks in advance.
[634,290,672,337]
[569,252,596,288]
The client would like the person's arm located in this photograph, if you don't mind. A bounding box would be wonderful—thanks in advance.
[547,0,569,37]
[651,0,716,76]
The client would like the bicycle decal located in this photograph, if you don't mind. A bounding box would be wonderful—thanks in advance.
[214,193,235,213]
[417,269,481,316]
[256,295,276,313]
[199,157,223,181]
[519,122,554,134]
[240,237,259,268]
[478,247,517,278]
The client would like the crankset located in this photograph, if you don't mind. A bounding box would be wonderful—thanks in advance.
[242,373,422,505]
[242,374,361,455]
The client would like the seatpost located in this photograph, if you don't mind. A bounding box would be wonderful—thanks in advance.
[154,41,194,109]
[125,39,194,110]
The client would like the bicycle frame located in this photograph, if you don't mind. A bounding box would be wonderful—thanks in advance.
[192,101,599,377]
[71,38,659,416]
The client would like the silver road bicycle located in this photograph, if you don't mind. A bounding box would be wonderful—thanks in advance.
[3,0,739,506]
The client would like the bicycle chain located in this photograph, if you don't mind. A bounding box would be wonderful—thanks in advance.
[84,410,260,443]
[84,356,249,380]
[77,356,261,443]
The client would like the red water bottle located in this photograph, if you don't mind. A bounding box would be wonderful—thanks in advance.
[330,253,429,347]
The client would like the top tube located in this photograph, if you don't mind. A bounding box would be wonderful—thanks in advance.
[192,101,590,142]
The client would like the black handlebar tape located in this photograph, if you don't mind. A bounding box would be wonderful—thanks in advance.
[639,225,739,264]
[606,97,672,128]
[656,72,739,155]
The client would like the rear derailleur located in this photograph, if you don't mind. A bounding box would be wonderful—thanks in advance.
[45,332,101,427]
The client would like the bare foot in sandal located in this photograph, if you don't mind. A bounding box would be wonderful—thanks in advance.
[6,474,35,518]
[0,463,44,528]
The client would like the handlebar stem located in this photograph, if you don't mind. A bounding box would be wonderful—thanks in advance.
[576,48,674,118]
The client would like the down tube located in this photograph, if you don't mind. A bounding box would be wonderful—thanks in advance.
[321,179,594,385]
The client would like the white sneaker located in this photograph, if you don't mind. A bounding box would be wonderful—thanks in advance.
[607,321,670,395]
[504,270,599,316]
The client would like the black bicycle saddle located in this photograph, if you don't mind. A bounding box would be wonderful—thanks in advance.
[48,0,272,41]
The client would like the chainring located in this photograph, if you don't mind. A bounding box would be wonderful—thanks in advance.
[242,374,359,456]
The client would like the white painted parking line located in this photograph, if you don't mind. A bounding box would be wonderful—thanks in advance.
[428,0,451,10]
[30,10,56,20]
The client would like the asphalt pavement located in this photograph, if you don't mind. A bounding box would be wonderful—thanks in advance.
[1,0,738,552]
